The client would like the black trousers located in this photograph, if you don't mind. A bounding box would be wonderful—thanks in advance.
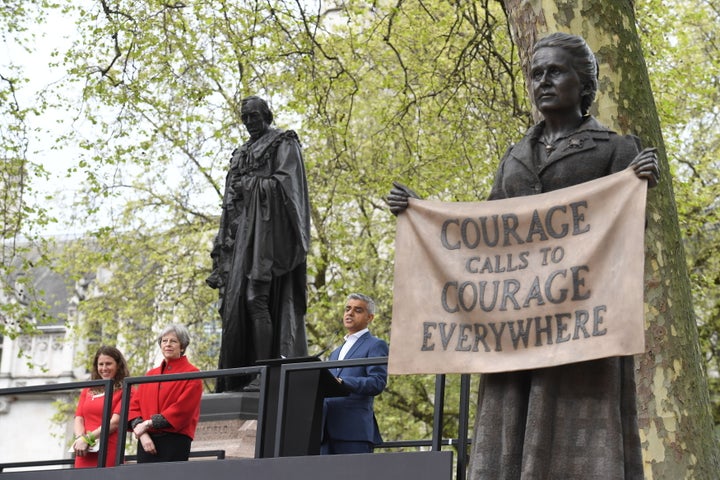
[136,433,192,463]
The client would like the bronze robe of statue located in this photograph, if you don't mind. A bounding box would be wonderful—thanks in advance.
[469,116,644,480]
[208,127,310,392]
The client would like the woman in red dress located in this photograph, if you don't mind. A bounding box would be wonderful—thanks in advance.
[72,345,130,468]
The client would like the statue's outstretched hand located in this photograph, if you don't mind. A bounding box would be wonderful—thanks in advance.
[387,181,420,216]
[630,147,659,188]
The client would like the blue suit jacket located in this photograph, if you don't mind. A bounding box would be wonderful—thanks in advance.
[322,331,389,444]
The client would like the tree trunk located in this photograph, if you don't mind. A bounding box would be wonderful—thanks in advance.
[497,0,719,478]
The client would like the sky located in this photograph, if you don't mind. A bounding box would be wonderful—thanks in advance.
[3,3,233,239]
[2,5,92,238]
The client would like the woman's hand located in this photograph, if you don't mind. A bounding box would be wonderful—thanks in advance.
[386,181,420,216]
[133,419,152,437]
[630,147,660,188]
[72,435,89,457]
[139,433,157,455]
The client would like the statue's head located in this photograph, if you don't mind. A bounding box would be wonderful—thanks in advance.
[241,96,274,140]
[532,33,598,116]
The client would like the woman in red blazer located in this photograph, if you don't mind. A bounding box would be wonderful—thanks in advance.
[128,324,203,463]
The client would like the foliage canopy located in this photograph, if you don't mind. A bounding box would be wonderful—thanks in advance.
[2,0,719,445]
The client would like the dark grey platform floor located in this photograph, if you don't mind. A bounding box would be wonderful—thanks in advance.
[2,451,453,480]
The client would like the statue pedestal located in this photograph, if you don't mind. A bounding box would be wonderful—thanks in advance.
[192,418,256,458]
[192,391,260,459]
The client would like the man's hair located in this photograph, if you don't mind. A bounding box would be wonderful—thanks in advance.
[241,95,274,124]
[347,293,375,315]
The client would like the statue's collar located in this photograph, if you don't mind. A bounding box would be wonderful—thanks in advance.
[527,116,612,140]
[240,128,283,156]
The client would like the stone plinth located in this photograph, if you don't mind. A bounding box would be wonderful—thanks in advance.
[192,419,257,459]
[192,391,260,459]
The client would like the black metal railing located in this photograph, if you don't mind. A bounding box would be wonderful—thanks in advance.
[0,359,471,479]
[0,378,115,468]
[275,357,471,480]
[115,365,265,466]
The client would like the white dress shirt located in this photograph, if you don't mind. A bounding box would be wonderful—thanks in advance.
[338,328,369,360]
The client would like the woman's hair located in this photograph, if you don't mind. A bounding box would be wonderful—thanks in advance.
[157,323,191,354]
[347,293,376,315]
[533,32,599,115]
[91,345,130,385]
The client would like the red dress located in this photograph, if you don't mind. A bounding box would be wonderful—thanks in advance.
[73,388,123,468]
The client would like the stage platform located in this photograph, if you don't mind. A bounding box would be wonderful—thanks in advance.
[1,451,453,480]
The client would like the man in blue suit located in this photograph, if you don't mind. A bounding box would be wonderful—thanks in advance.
[321,293,389,455]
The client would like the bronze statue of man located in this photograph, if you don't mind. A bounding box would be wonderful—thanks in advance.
[207,95,310,392]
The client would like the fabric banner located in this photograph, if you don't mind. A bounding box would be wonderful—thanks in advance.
[389,169,648,374]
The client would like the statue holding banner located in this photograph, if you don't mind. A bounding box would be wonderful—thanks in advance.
[388,33,659,479]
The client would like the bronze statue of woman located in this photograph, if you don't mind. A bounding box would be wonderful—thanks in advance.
[388,33,659,479]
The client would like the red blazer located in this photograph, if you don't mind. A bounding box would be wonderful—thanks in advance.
[128,356,203,439]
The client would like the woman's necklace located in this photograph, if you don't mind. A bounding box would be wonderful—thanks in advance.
[541,132,570,154]
[541,117,586,154]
